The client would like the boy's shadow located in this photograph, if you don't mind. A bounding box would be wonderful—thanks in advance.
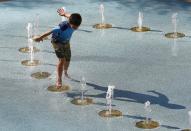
[69,78,185,110]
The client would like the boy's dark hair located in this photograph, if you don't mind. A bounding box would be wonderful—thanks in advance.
[69,13,82,26]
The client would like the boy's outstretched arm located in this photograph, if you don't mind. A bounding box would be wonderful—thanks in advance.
[57,8,71,18]
[33,30,52,42]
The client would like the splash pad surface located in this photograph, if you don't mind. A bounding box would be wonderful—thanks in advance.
[0,0,191,130]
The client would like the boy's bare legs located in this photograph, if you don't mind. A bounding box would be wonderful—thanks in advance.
[56,58,65,88]
[64,60,70,78]
[56,58,71,88]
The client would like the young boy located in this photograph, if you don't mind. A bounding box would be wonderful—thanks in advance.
[34,8,82,88]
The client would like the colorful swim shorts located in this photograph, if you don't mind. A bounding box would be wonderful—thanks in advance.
[52,42,71,61]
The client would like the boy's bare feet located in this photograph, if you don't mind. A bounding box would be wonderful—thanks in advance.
[56,79,62,88]
[64,72,71,79]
